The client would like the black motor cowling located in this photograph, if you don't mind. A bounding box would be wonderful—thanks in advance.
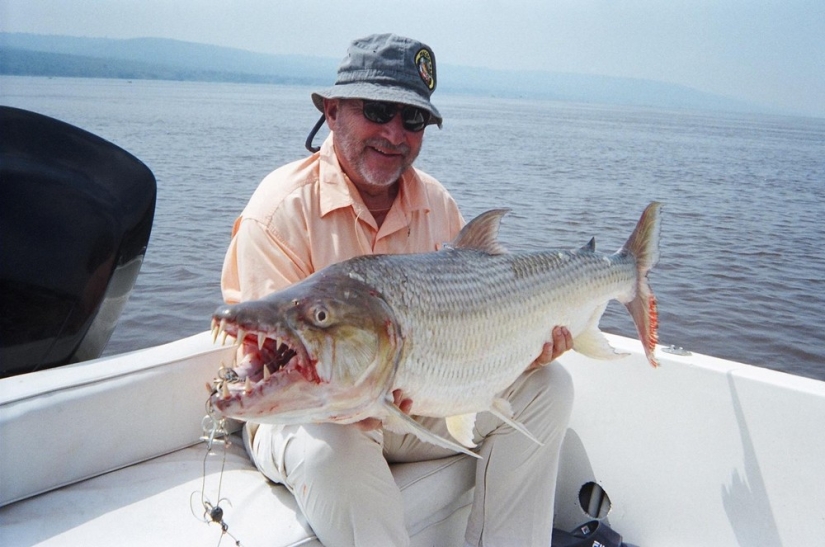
[0,106,156,376]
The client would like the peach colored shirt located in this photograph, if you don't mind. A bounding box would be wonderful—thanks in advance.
[221,134,464,303]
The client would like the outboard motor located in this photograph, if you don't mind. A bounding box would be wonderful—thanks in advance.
[0,107,157,376]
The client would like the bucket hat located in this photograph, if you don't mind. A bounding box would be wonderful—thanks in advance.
[312,33,441,125]
[305,33,441,151]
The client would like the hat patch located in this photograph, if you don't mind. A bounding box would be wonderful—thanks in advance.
[415,48,435,90]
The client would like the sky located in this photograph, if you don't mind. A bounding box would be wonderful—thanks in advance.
[1,0,824,118]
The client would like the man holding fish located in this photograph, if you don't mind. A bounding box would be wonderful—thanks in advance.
[221,33,575,547]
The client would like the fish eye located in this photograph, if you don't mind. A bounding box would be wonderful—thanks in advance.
[312,306,330,326]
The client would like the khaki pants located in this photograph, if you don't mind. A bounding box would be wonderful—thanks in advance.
[244,365,574,547]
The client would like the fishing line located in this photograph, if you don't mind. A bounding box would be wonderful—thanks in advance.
[192,369,244,547]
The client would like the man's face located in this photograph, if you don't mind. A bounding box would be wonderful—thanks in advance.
[324,99,425,193]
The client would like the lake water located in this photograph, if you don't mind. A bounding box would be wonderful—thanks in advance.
[2,76,823,380]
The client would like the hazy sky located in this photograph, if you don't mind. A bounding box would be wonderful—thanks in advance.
[2,0,824,117]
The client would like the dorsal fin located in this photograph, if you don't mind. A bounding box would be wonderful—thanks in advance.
[448,208,509,255]
[579,237,596,252]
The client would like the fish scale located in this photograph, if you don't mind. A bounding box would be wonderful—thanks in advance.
[344,249,639,417]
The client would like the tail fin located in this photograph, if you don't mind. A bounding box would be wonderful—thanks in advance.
[620,202,662,367]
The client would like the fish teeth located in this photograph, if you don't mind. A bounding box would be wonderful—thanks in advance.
[258,332,266,350]
[244,377,253,393]
[221,382,230,400]
[263,364,271,381]
[210,318,219,344]
[236,328,246,346]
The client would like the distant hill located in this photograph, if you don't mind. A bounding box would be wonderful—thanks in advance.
[0,33,337,85]
[0,33,758,114]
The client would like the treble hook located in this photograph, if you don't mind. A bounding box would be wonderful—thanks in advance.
[191,413,244,546]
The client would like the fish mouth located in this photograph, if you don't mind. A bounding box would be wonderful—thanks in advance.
[208,317,321,412]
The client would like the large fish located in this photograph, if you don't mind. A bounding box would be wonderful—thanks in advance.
[208,202,662,457]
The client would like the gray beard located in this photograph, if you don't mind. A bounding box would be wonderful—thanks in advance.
[334,119,418,188]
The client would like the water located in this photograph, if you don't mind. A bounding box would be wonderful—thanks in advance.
[2,76,824,380]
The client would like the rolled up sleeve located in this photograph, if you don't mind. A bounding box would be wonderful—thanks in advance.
[220,217,309,304]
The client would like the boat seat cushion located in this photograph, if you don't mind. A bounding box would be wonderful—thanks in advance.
[0,434,475,546]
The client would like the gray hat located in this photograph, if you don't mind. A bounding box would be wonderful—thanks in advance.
[311,33,442,128]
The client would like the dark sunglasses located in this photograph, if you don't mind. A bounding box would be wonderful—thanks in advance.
[361,100,431,132]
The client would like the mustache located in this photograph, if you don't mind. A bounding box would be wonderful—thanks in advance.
[365,138,410,156]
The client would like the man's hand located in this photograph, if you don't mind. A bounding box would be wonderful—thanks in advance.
[354,389,413,431]
[526,326,573,371]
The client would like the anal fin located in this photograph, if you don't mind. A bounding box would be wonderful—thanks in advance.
[574,326,628,361]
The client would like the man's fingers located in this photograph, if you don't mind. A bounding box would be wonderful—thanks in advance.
[393,388,413,414]
[354,417,383,431]
[553,326,573,357]
[528,326,572,370]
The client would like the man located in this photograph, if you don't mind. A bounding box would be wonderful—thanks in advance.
[221,33,574,547]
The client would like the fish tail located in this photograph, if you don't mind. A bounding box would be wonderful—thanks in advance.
[620,202,662,367]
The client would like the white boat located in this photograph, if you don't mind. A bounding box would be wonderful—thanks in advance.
[2,107,824,546]
[3,331,825,546]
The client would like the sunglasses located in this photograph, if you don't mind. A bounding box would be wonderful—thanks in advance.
[361,100,431,132]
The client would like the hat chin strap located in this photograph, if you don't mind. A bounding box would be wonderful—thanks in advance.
[305,114,326,153]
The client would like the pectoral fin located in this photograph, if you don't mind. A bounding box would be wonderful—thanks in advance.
[489,398,543,446]
[381,402,480,459]
[446,413,477,448]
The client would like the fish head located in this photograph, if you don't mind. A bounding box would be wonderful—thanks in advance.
[208,269,403,425]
